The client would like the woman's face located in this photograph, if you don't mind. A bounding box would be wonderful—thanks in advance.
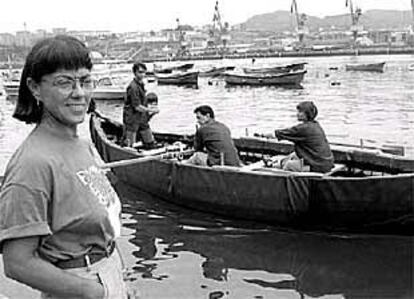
[33,68,93,127]
[297,110,307,122]
[195,112,210,126]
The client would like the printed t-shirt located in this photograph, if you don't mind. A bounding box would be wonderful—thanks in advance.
[0,121,121,263]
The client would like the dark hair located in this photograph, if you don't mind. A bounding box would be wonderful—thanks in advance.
[146,92,158,104]
[297,101,318,121]
[194,105,215,119]
[132,61,147,73]
[13,35,93,124]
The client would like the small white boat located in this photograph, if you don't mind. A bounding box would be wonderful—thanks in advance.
[92,74,129,101]
[1,69,21,100]
[2,80,19,100]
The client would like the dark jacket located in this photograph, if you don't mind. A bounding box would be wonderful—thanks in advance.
[275,121,334,173]
[195,120,240,166]
[123,78,148,130]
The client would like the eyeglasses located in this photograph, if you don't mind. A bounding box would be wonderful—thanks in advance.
[43,75,96,93]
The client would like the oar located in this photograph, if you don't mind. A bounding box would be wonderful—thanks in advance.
[99,149,194,170]
[252,133,405,156]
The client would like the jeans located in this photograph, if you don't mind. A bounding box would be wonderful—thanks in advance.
[41,249,127,299]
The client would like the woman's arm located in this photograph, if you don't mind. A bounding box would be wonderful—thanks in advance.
[275,124,307,142]
[3,237,105,299]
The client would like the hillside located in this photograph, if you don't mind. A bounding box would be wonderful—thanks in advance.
[239,10,413,32]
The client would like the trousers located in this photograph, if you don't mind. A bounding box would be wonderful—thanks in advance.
[41,249,127,299]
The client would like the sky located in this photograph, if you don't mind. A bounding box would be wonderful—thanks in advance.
[1,0,412,34]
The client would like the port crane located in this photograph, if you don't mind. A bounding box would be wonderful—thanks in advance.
[346,0,362,43]
[412,0,414,19]
[175,18,189,57]
[207,0,230,49]
[290,0,307,44]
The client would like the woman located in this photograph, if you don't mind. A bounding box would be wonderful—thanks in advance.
[273,101,334,173]
[0,35,128,298]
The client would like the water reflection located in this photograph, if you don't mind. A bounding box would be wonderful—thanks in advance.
[115,181,413,299]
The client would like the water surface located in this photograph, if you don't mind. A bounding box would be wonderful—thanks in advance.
[0,54,413,298]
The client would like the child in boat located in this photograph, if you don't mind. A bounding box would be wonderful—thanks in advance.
[146,91,159,122]
[272,101,334,173]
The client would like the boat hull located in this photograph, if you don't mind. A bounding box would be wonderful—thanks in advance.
[345,62,385,72]
[224,70,306,86]
[2,81,19,100]
[156,71,199,86]
[90,115,414,234]
[243,62,307,74]
[92,89,125,101]
[199,66,236,77]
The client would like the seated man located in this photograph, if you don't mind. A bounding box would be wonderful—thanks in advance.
[271,101,334,173]
[185,105,240,167]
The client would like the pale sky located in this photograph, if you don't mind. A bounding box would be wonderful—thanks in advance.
[1,0,411,33]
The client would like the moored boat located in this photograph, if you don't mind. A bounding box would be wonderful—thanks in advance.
[199,66,236,77]
[92,74,129,101]
[153,63,194,74]
[224,70,306,86]
[1,69,21,100]
[243,62,307,74]
[2,80,20,100]
[156,71,199,86]
[345,62,385,72]
[90,113,414,235]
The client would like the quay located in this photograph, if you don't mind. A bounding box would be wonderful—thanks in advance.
[143,46,414,63]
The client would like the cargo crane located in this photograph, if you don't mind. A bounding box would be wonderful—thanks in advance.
[346,0,362,43]
[411,0,414,25]
[412,0,414,18]
[175,18,189,57]
[207,0,230,50]
[290,0,307,45]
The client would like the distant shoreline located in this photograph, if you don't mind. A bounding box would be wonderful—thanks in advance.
[2,46,413,69]
[144,46,414,63]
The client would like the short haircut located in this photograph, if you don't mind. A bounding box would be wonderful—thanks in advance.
[297,101,318,121]
[146,92,158,104]
[132,61,147,73]
[13,35,93,124]
[194,105,215,119]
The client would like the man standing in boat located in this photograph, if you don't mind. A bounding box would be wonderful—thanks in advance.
[122,61,159,148]
[185,105,240,167]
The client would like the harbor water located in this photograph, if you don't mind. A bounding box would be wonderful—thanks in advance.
[0,54,413,298]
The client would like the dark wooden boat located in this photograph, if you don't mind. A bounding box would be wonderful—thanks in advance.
[345,62,385,72]
[156,71,199,86]
[243,62,307,74]
[153,63,194,74]
[90,113,414,234]
[224,70,306,86]
[199,66,236,77]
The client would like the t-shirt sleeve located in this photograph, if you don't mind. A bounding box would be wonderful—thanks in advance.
[0,183,51,253]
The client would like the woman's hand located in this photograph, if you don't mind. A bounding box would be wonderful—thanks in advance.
[3,237,106,299]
